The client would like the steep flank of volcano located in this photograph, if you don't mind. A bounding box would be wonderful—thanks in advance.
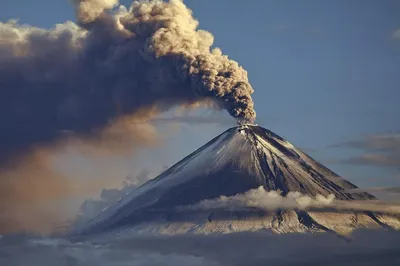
[131,124,374,209]
[71,125,399,240]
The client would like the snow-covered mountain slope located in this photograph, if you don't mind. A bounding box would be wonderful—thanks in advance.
[70,125,400,240]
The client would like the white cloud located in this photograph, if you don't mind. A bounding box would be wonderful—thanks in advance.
[179,186,400,215]
[180,186,335,211]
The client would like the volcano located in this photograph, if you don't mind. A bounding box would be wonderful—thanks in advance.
[72,125,400,240]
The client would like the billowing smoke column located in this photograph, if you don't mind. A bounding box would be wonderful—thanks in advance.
[0,0,256,233]
[0,0,256,165]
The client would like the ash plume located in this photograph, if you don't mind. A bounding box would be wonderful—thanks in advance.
[0,0,255,165]
[73,0,120,24]
[0,0,255,233]
[0,151,73,234]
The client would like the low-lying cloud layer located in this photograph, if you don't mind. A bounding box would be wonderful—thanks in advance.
[181,186,335,211]
[180,186,400,215]
[1,230,400,266]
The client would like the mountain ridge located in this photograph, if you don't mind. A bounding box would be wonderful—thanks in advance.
[70,125,400,240]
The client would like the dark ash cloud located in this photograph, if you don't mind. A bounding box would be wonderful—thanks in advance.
[0,0,256,233]
[0,0,256,166]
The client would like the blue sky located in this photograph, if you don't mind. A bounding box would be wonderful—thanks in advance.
[1,0,400,192]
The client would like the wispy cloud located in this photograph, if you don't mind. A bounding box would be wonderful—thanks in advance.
[330,134,400,168]
[339,153,400,167]
[392,28,400,40]
[72,169,154,227]
[347,186,400,195]
[331,134,400,151]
